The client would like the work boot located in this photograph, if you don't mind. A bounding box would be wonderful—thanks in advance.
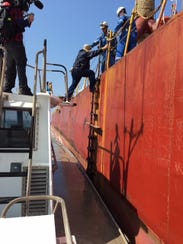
[3,88,12,93]
[89,86,96,93]
[19,87,33,96]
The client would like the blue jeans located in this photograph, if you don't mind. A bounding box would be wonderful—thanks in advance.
[115,32,137,61]
[100,51,115,73]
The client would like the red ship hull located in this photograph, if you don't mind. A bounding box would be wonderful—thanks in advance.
[52,11,183,243]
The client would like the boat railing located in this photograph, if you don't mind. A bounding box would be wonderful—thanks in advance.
[51,141,58,173]
[0,45,7,125]
[155,0,168,29]
[27,61,69,102]
[46,62,69,101]
[0,195,73,244]
[25,41,47,202]
[32,39,47,95]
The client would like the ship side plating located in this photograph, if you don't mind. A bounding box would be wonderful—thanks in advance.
[51,11,183,244]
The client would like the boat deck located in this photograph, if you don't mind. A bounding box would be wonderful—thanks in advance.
[52,138,127,244]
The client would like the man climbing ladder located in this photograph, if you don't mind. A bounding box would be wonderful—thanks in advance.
[67,43,108,101]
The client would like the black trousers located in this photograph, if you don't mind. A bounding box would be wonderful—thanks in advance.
[4,41,29,91]
[68,68,96,99]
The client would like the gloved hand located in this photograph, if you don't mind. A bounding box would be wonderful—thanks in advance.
[101,44,108,51]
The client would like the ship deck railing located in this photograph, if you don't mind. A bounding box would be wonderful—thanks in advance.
[0,195,75,244]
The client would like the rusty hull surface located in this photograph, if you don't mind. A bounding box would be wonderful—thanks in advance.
[52,11,183,244]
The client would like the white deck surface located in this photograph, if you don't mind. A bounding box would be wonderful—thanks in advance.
[0,214,57,244]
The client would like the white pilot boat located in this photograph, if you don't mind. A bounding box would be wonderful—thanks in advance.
[0,41,75,244]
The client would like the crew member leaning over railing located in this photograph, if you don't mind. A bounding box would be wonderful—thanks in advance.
[90,21,117,73]
[113,6,137,62]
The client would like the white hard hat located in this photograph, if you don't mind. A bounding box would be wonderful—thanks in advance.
[83,44,91,52]
[100,21,108,28]
[116,6,126,16]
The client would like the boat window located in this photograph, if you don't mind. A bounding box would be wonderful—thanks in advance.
[0,108,32,149]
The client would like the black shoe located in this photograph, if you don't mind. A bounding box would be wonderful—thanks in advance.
[64,96,71,102]
[3,89,12,93]
[19,88,33,96]
[89,86,96,93]
[96,77,100,82]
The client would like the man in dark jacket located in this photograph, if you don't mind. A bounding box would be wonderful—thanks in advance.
[3,5,34,95]
[67,43,107,100]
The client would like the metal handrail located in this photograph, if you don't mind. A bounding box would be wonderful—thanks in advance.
[26,40,47,214]
[27,62,69,101]
[0,195,73,244]
[46,63,69,101]
[124,8,136,56]
[155,0,168,29]
[0,46,7,124]
[51,141,58,173]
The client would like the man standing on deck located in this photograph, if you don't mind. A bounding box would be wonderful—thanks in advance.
[67,43,108,100]
[114,6,137,62]
[3,2,34,95]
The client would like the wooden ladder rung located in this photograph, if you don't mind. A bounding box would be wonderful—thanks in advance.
[89,124,101,129]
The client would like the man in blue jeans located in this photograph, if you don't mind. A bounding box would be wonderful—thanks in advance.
[67,43,107,100]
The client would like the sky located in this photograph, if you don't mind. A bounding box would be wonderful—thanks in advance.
[22,0,182,96]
